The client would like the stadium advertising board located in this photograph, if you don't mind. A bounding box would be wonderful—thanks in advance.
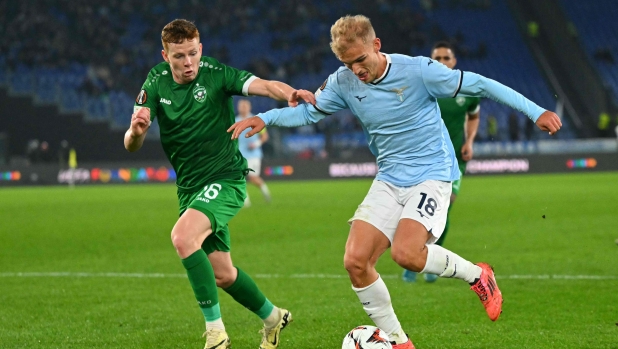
[57,166,177,184]
[0,153,617,186]
[259,153,618,180]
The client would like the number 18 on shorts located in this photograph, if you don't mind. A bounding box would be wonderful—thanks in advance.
[348,180,452,244]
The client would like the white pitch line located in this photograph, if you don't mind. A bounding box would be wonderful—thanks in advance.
[0,272,616,280]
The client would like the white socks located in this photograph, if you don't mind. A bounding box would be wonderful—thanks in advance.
[422,244,482,284]
[260,184,271,202]
[260,183,270,196]
[352,276,407,344]
[263,306,280,328]
[206,318,225,331]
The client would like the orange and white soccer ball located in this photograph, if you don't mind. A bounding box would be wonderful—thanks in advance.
[342,326,392,349]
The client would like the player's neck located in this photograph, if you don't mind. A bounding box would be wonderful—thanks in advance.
[375,53,387,80]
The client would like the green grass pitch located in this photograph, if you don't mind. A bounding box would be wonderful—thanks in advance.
[0,173,617,348]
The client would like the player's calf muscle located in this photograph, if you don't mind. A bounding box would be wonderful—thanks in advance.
[391,244,428,272]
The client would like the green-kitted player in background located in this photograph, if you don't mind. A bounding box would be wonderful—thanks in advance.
[403,41,480,283]
[125,19,315,349]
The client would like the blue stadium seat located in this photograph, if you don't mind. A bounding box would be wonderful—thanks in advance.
[560,0,618,102]
[60,88,84,113]
[10,66,34,94]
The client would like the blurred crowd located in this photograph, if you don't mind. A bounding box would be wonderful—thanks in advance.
[0,0,490,96]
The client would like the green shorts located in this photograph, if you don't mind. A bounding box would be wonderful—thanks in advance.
[177,177,246,255]
[452,161,467,196]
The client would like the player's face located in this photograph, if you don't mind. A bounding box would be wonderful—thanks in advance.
[162,38,202,84]
[237,100,251,117]
[431,47,457,69]
[338,37,384,83]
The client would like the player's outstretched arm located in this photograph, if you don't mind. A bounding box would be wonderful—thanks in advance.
[534,111,562,135]
[462,111,480,161]
[228,116,266,140]
[459,73,562,135]
[247,78,316,106]
[124,107,150,152]
[228,102,328,140]
[421,59,562,135]
[230,72,346,139]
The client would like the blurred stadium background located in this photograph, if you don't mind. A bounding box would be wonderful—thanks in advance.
[1,0,618,171]
[0,1,617,348]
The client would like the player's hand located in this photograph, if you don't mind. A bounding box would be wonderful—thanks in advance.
[228,116,266,140]
[535,111,562,135]
[461,142,474,161]
[288,89,316,107]
[130,107,151,137]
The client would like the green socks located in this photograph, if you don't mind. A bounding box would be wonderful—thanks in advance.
[436,204,453,246]
[182,250,221,321]
[224,267,274,320]
[182,252,274,322]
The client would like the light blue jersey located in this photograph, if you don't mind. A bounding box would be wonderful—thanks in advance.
[258,54,546,187]
[236,115,264,159]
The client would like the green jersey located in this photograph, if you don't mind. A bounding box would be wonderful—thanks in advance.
[135,57,255,192]
[437,96,480,163]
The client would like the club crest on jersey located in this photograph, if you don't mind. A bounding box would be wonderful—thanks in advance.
[193,85,207,103]
[456,96,466,106]
[136,89,148,105]
[390,86,408,102]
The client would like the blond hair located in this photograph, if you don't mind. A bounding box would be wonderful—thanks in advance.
[330,15,376,56]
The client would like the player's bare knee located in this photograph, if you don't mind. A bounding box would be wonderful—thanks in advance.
[171,229,197,258]
[343,252,369,276]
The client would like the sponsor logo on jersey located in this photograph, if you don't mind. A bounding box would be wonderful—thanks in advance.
[199,61,204,67]
[315,79,328,97]
[390,86,408,102]
[136,89,148,105]
[162,70,168,75]
[193,85,207,103]
[456,96,466,106]
[319,79,327,91]
[160,98,171,105]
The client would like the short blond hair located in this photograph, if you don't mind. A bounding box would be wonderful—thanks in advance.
[330,15,376,56]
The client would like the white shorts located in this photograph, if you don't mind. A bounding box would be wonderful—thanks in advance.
[246,158,262,176]
[348,180,452,244]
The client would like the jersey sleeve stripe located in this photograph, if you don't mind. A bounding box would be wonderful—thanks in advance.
[468,104,481,115]
[453,71,463,97]
[242,76,258,96]
[313,105,332,115]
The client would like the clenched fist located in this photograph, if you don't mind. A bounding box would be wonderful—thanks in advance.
[130,107,151,137]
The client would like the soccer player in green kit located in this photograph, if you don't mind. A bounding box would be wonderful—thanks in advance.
[402,41,481,283]
[125,19,315,349]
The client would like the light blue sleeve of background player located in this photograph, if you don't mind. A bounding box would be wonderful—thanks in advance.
[258,72,348,127]
[420,56,546,122]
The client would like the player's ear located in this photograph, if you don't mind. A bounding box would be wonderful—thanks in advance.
[373,38,381,52]
[198,43,203,56]
[161,49,169,63]
[452,56,457,67]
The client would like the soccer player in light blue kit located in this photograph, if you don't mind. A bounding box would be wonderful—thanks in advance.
[229,15,562,348]
[236,99,272,207]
